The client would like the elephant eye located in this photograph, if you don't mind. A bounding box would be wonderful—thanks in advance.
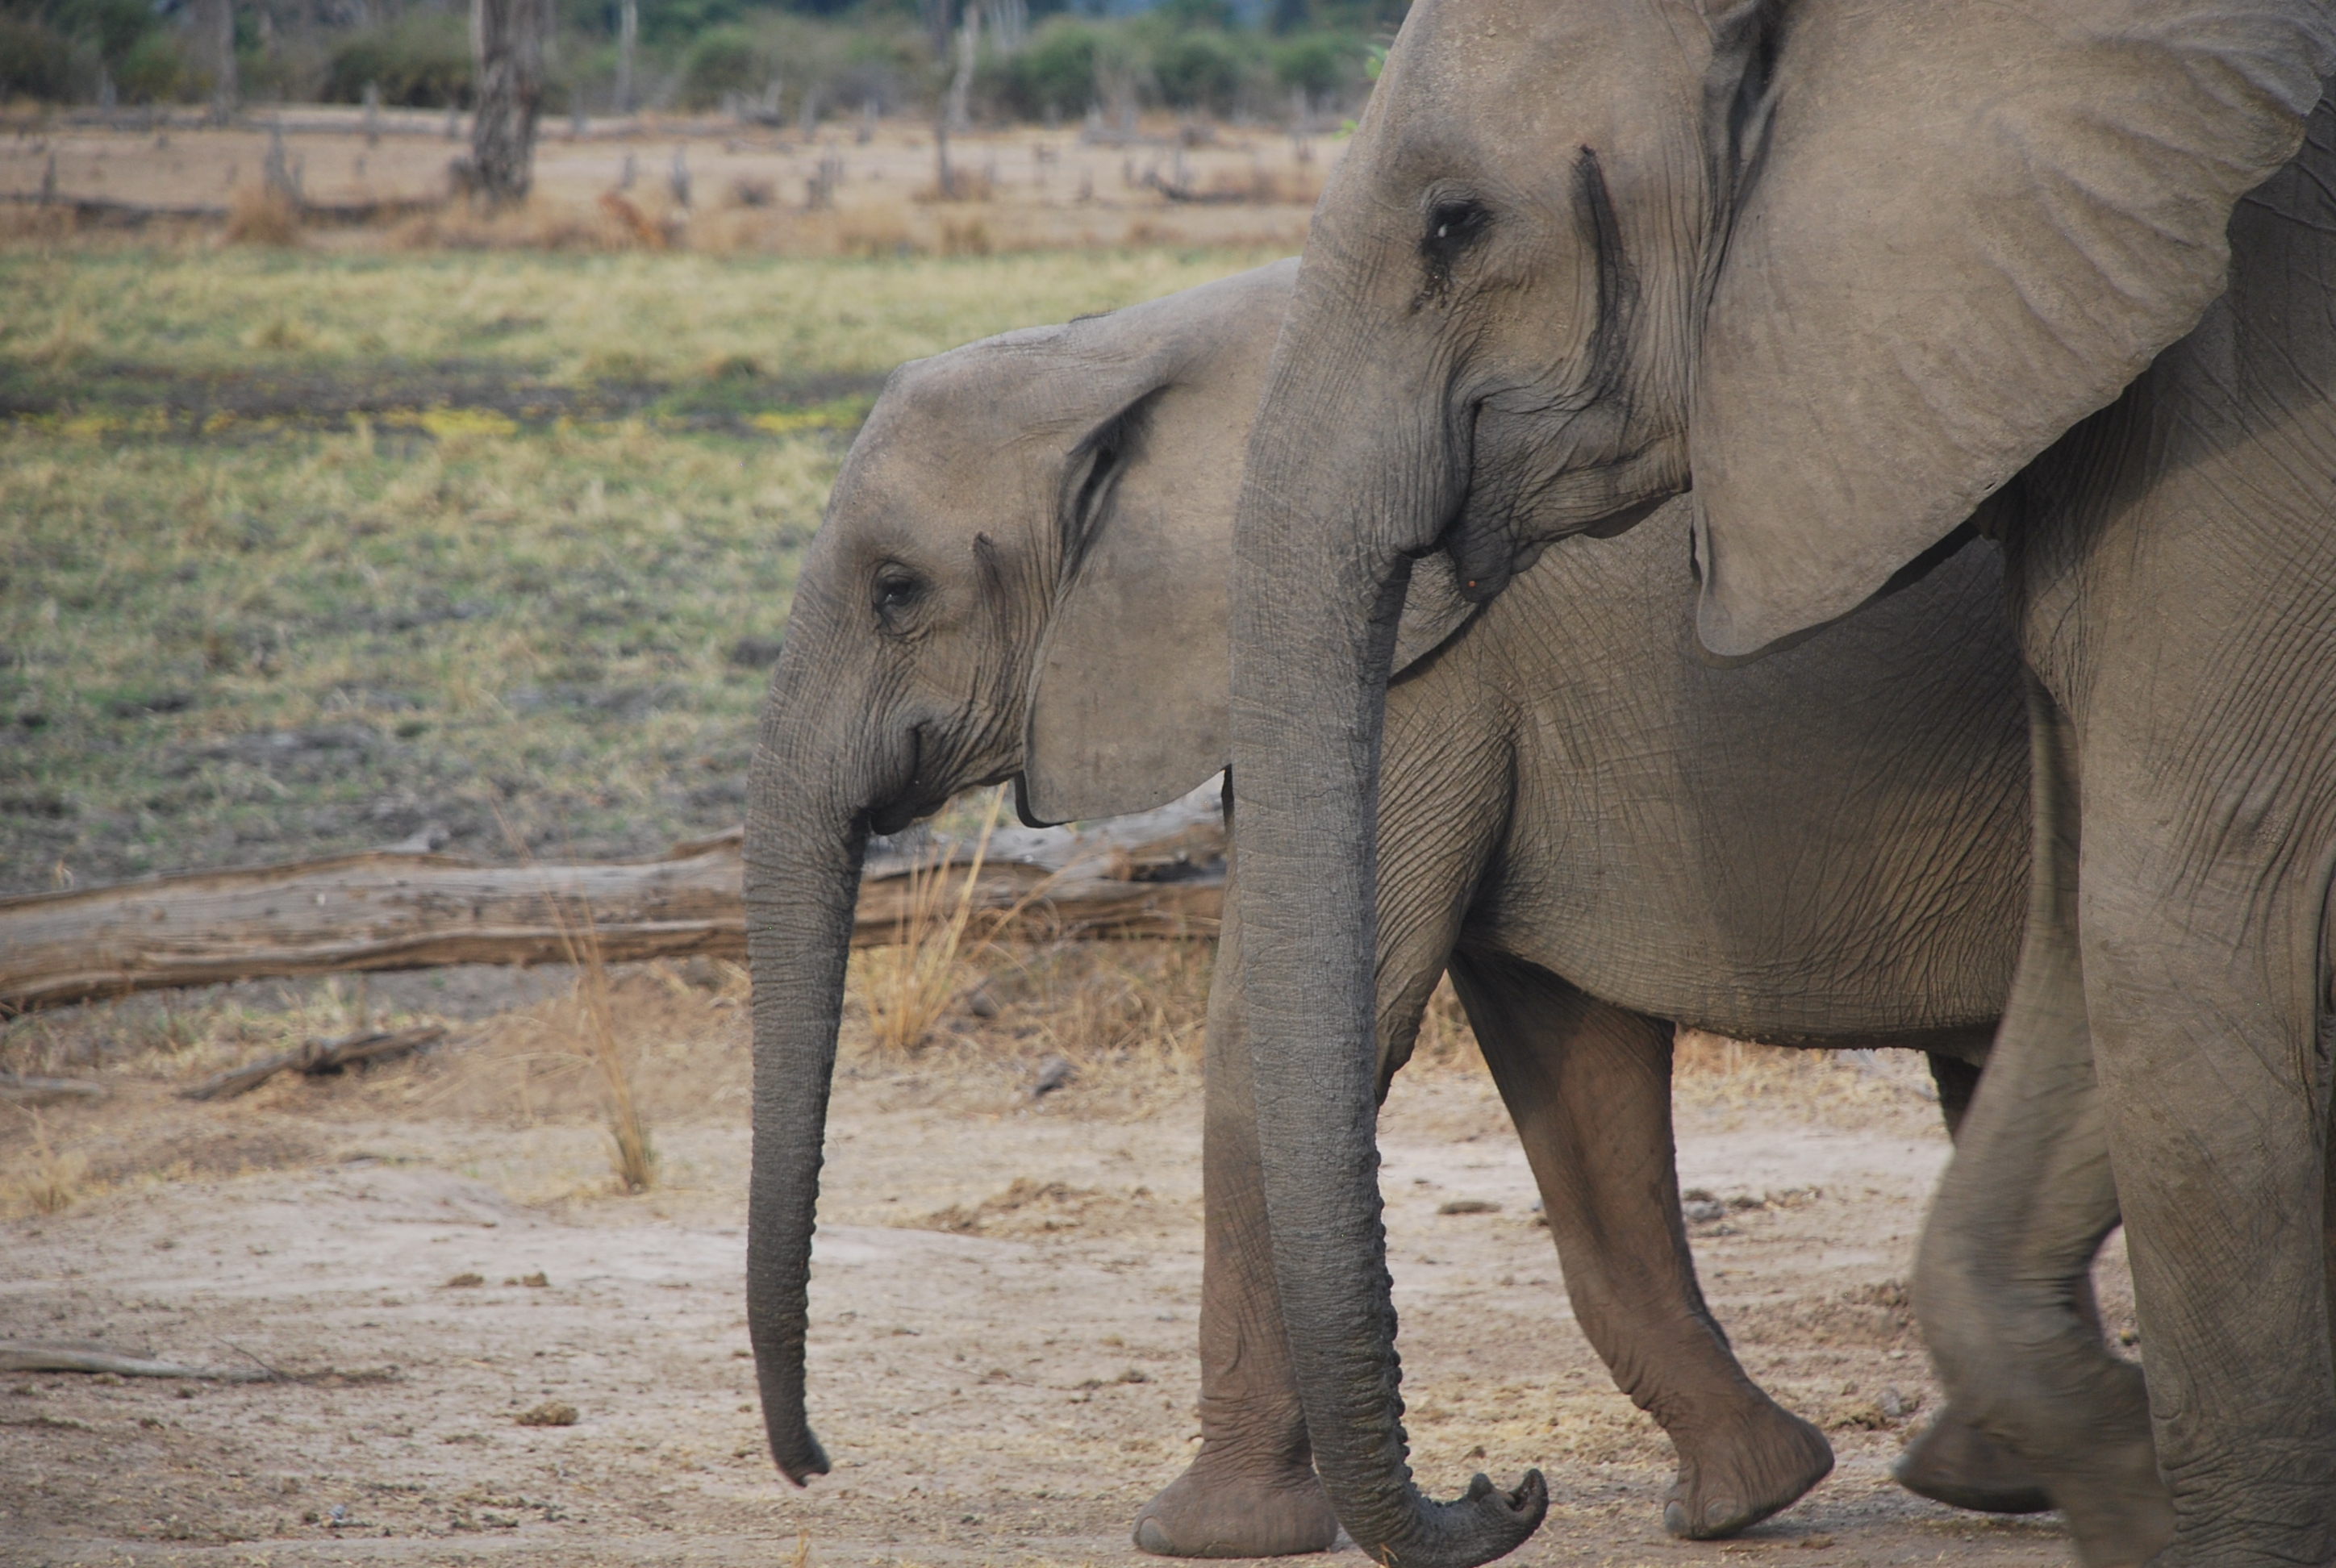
[871,565,928,629]
[1420,199,1491,293]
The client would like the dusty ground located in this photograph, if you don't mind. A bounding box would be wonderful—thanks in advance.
[0,957,2123,1568]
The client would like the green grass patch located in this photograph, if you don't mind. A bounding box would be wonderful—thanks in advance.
[0,420,831,891]
[0,246,1288,386]
[0,244,1279,895]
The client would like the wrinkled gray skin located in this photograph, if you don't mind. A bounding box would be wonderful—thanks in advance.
[1138,513,2047,1554]
[1222,0,2336,1563]
[743,262,2048,1555]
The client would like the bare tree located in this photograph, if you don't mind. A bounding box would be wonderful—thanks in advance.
[206,0,240,123]
[615,0,637,113]
[943,0,980,136]
[466,0,554,206]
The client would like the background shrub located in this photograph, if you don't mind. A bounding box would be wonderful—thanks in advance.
[0,13,77,102]
[323,11,474,109]
[115,28,189,102]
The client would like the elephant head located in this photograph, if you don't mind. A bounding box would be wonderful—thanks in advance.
[744,258,1482,1487]
[1224,1,2336,1562]
[741,261,1290,1483]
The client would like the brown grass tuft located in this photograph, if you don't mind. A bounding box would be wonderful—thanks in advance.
[596,190,670,250]
[2,1111,93,1217]
[855,788,1006,1053]
[916,169,995,204]
[507,815,657,1194]
[936,218,992,256]
[223,185,302,248]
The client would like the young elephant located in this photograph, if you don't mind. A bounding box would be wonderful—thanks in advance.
[742,261,2038,1550]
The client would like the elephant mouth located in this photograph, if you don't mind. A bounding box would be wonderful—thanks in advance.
[864,724,947,836]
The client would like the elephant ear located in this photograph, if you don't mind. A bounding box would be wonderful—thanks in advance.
[1017,265,1293,826]
[1018,382,1241,827]
[1688,0,2335,657]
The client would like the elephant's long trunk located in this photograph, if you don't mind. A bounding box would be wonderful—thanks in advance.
[742,657,870,1485]
[1227,316,1547,1567]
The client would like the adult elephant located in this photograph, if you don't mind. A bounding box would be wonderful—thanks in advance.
[1220,1,2336,1565]
[740,262,2045,1553]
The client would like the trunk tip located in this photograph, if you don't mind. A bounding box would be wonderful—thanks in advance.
[770,1428,832,1487]
[1370,1468,1547,1568]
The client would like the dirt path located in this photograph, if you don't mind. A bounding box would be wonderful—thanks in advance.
[0,965,2120,1568]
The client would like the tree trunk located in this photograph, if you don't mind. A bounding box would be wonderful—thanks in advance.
[209,0,239,123]
[944,1,979,136]
[469,0,551,206]
[615,0,636,113]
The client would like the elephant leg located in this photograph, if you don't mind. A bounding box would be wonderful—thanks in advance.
[1135,876,1341,1558]
[1446,950,1833,1541]
[1910,675,2167,1565]
[2077,784,2336,1566]
[1924,1052,1983,1141]
[1891,1036,2061,1517]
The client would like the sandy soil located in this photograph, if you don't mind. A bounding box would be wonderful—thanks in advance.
[0,964,2125,1568]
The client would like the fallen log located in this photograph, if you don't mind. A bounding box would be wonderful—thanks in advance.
[177,1024,449,1102]
[0,1341,265,1380]
[0,791,1225,1012]
[0,1072,105,1107]
[0,191,444,227]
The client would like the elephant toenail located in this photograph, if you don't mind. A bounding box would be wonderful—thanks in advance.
[1134,1517,1176,1556]
[1663,1500,1692,1537]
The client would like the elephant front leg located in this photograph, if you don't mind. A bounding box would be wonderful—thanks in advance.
[1135,886,1341,1558]
[1448,951,1833,1541]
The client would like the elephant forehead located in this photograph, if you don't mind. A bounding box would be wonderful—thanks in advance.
[829,436,1053,544]
[1383,0,1711,148]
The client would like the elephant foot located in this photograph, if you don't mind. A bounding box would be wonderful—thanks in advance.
[1662,1403,1833,1539]
[2048,1428,2171,1568]
[1133,1449,1341,1558]
[1892,1404,2052,1514]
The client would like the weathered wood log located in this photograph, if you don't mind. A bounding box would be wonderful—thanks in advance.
[177,1024,450,1102]
[0,793,1226,1012]
[0,1073,105,1107]
[0,192,444,227]
[0,1341,262,1380]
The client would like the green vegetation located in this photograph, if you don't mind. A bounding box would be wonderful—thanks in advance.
[0,243,1280,895]
[0,244,1283,386]
[1,0,1399,120]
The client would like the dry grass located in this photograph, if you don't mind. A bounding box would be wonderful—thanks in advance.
[1673,1027,1945,1123]
[0,1111,92,1216]
[222,184,302,247]
[855,787,1007,1053]
[553,910,659,1195]
[0,119,1329,261]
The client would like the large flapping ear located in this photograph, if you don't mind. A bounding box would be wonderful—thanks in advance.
[1688,0,2334,657]
[1019,263,1295,826]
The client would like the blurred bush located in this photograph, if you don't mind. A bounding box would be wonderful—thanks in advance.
[115,29,190,102]
[0,12,77,102]
[0,0,1393,121]
[323,11,475,108]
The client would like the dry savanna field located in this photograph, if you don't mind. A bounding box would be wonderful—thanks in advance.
[2,122,2122,1568]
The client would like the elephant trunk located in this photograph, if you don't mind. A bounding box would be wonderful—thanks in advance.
[1226,312,1547,1567]
[742,638,874,1485]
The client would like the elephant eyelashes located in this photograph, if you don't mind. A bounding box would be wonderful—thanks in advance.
[1419,199,1491,294]
[870,565,928,632]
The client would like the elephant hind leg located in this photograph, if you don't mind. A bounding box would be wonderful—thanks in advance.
[1447,950,1832,1540]
[1911,675,2167,1565]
